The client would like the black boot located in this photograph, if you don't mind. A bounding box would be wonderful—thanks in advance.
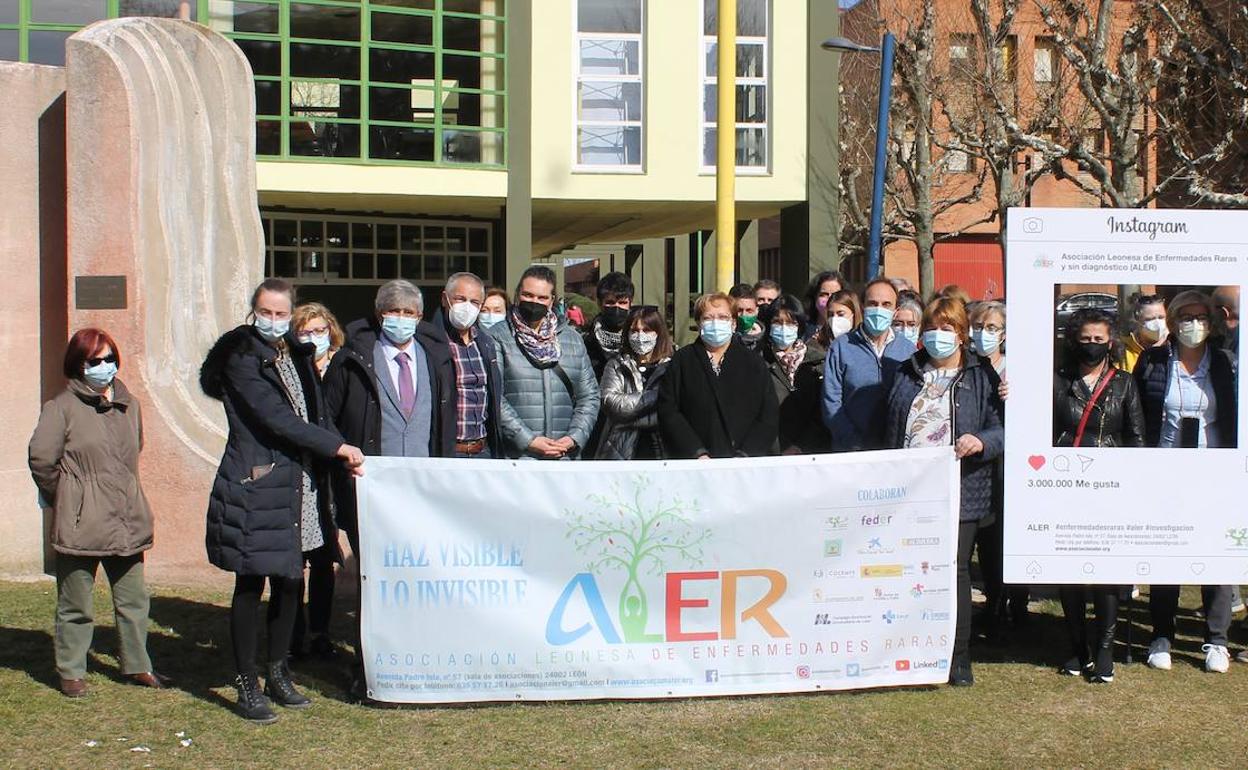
[265,660,312,709]
[948,653,974,687]
[234,672,278,724]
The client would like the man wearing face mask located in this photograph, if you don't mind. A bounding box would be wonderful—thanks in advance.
[489,265,599,460]
[1121,294,1168,374]
[434,272,504,459]
[730,283,766,353]
[583,272,635,380]
[323,279,457,548]
[822,277,916,451]
[1133,289,1239,674]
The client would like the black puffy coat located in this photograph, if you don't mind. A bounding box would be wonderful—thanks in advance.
[201,326,344,579]
[322,317,457,536]
[1133,340,1238,447]
[658,338,778,458]
[885,351,1004,523]
[1053,366,1145,447]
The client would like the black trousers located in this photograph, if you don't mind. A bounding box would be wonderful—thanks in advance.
[976,517,1030,622]
[1150,584,1233,646]
[291,544,337,652]
[954,520,980,657]
[231,574,299,676]
[1059,585,1119,660]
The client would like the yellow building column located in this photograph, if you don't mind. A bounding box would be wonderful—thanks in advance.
[715,0,736,292]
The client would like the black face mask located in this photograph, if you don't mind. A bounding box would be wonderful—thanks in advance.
[598,305,629,332]
[516,300,550,325]
[1074,341,1110,366]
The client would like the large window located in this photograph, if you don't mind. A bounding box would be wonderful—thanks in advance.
[574,0,643,169]
[263,211,493,286]
[0,1,507,168]
[701,0,767,171]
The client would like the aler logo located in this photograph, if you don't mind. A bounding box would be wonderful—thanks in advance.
[824,515,850,531]
[548,479,789,645]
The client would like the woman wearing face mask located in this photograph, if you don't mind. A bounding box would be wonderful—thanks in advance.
[479,288,510,331]
[1050,308,1143,683]
[803,270,847,339]
[824,289,861,343]
[596,307,675,460]
[763,294,831,453]
[884,297,1004,687]
[287,303,347,663]
[293,303,344,379]
[892,296,923,349]
[201,278,365,723]
[1121,294,1167,374]
[28,329,166,699]
[1134,290,1238,675]
[659,293,778,458]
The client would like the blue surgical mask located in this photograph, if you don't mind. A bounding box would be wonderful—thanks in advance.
[299,331,331,358]
[699,318,733,348]
[863,307,895,336]
[83,361,118,390]
[478,311,506,329]
[770,324,799,350]
[253,315,290,341]
[971,329,1000,356]
[922,329,960,360]
[382,314,418,344]
[894,324,920,345]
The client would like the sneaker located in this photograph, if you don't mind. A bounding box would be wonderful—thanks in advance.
[1147,638,1172,670]
[1204,644,1231,674]
[1058,656,1090,677]
[1235,649,1248,664]
[1090,647,1114,684]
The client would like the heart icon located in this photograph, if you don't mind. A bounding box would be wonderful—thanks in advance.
[1027,455,1046,470]
[1190,563,1206,575]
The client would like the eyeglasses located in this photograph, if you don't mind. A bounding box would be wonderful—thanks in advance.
[972,323,1005,334]
[86,355,118,367]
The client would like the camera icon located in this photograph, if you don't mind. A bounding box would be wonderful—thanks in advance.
[1022,217,1044,234]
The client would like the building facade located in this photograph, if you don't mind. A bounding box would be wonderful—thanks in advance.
[4,0,841,328]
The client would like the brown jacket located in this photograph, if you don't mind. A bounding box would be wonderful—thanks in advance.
[28,378,153,557]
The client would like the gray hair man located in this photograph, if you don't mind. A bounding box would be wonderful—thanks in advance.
[437,272,504,458]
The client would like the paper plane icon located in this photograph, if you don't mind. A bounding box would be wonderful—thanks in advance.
[1077,455,1094,472]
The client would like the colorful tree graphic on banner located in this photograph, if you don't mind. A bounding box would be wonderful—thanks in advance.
[564,476,710,643]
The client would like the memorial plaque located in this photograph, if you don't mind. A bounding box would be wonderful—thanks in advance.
[75,275,127,309]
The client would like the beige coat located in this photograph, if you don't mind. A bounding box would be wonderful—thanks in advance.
[28,378,153,557]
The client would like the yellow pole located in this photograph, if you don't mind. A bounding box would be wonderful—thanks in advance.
[715,0,736,292]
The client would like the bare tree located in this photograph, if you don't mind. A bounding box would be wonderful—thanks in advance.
[1153,0,1248,207]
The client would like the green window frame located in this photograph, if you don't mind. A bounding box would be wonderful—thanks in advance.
[0,0,507,169]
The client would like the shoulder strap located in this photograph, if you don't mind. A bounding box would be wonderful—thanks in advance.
[1072,368,1116,448]
[552,362,575,396]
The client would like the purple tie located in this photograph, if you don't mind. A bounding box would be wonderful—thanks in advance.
[395,352,415,417]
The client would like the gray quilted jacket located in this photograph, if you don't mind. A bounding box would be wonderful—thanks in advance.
[595,354,670,460]
[488,317,600,458]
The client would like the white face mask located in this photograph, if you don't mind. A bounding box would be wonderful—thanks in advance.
[629,331,658,356]
[448,301,481,331]
[827,315,853,339]
[1176,319,1209,348]
[1140,317,1167,342]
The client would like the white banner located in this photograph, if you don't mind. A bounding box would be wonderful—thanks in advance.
[1004,207,1248,584]
[356,449,959,704]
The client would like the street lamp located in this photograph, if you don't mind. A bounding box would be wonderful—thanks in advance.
[823,32,896,281]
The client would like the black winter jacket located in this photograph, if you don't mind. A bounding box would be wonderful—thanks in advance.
[201,326,343,579]
[658,338,779,458]
[1053,366,1145,447]
[1133,341,1238,448]
[322,318,457,535]
[885,351,1005,522]
[764,339,831,453]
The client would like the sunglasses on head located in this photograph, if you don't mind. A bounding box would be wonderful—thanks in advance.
[86,355,118,367]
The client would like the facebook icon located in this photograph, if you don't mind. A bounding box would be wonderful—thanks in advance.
[705,670,719,683]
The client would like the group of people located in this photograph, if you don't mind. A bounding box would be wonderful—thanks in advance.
[25,263,1243,720]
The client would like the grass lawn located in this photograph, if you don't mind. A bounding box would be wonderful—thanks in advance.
[1,579,1246,769]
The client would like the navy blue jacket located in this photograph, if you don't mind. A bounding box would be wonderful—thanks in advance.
[822,328,915,451]
[1132,340,1237,448]
[885,351,1005,523]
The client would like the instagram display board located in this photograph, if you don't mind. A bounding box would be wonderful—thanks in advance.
[1004,207,1248,585]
